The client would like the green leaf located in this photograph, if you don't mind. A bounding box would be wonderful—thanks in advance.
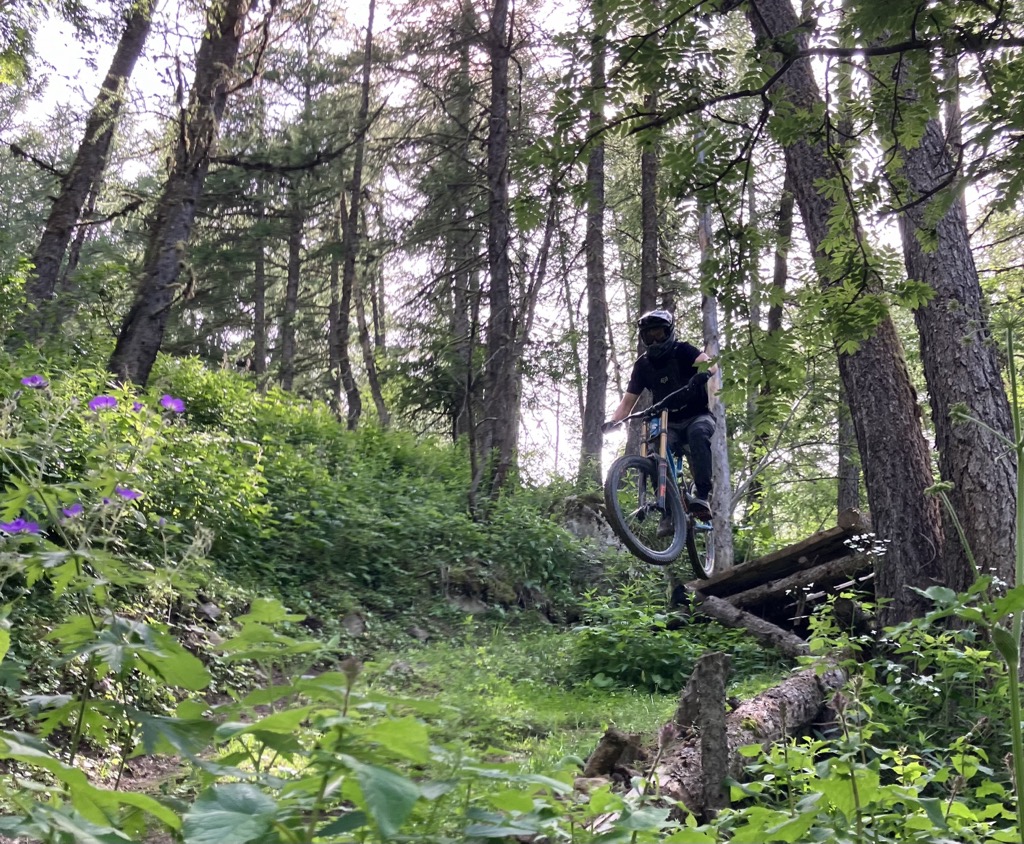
[616,805,671,831]
[235,597,305,624]
[364,716,430,764]
[182,784,277,844]
[347,759,420,839]
[915,797,949,829]
[921,586,957,605]
[138,644,211,691]
[135,713,217,758]
[993,583,1024,619]
[992,625,1019,666]
[664,830,717,843]
[317,811,369,835]
[488,791,535,813]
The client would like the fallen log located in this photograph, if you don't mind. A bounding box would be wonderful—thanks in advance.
[691,593,810,658]
[654,662,846,817]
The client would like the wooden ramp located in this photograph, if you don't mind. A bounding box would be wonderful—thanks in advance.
[685,509,875,634]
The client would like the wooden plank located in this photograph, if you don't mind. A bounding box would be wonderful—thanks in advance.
[687,511,874,598]
[690,527,853,596]
[725,554,871,609]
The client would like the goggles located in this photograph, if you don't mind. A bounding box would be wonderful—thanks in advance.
[640,325,670,345]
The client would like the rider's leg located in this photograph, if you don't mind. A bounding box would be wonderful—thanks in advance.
[684,414,716,501]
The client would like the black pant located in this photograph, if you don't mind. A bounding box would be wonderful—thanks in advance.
[666,414,715,499]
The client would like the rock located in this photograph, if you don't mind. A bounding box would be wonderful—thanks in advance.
[198,602,221,621]
[341,612,367,636]
[405,625,430,642]
[560,494,620,547]
[448,595,488,614]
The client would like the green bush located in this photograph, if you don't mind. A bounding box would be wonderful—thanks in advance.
[0,354,588,621]
[570,579,787,693]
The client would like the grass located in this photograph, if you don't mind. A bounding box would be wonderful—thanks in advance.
[362,608,793,774]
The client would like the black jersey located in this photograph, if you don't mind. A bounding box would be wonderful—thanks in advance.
[625,341,707,421]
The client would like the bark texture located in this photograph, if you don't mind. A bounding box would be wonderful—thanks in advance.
[890,110,1015,592]
[108,0,251,386]
[691,594,810,657]
[478,0,519,498]
[341,0,388,428]
[675,653,731,816]
[746,0,944,626]
[27,0,155,323]
[579,5,608,487]
[653,664,845,816]
[280,180,303,392]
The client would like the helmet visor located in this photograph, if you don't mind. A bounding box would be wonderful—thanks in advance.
[640,324,670,346]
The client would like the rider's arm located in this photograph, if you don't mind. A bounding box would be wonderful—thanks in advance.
[696,352,719,407]
[610,391,641,424]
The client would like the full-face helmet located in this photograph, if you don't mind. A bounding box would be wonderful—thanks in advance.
[637,309,675,361]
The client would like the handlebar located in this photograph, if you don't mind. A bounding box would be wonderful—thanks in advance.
[622,387,689,423]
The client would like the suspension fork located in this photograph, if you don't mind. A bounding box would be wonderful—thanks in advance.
[655,409,669,509]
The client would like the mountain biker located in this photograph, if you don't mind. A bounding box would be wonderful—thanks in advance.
[602,309,717,529]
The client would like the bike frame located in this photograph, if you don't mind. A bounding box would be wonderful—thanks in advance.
[635,406,682,517]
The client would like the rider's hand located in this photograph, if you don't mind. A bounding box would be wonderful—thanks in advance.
[601,420,621,434]
[689,371,711,389]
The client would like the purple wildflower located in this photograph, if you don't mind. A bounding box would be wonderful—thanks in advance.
[0,518,39,535]
[157,517,167,527]
[88,395,118,411]
[115,486,141,500]
[101,497,112,506]
[62,503,84,518]
[160,395,185,413]
[132,401,144,412]
[20,375,47,389]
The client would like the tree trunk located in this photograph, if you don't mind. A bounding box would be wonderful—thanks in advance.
[749,165,793,512]
[356,215,390,427]
[887,107,1015,593]
[253,202,268,376]
[837,381,860,512]
[328,211,342,412]
[479,0,519,499]
[347,4,388,429]
[698,197,734,569]
[27,0,155,330]
[280,179,303,392]
[108,0,251,387]
[652,664,845,816]
[640,90,659,310]
[745,0,944,627]
[449,5,479,445]
[589,662,846,822]
[336,194,362,428]
[579,1,608,487]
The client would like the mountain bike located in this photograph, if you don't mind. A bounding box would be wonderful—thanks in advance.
[603,390,716,577]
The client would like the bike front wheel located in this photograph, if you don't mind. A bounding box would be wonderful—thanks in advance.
[604,455,687,565]
[686,518,715,578]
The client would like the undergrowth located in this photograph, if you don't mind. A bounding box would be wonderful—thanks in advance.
[0,352,1021,842]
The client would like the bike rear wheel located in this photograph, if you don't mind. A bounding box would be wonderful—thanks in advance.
[604,455,687,565]
[686,518,715,578]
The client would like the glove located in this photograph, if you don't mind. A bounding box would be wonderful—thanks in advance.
[673,371,712,407]
[601,420,621,434]
[689,371,712,390]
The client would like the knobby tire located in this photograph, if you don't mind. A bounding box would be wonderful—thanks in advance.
[686,520,715,579]
[604,454,686,566]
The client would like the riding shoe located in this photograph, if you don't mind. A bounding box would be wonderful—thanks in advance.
[657,515,674,538]
[690,497,712,520]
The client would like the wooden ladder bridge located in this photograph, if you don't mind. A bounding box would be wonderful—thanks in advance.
[682,509,875,653]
